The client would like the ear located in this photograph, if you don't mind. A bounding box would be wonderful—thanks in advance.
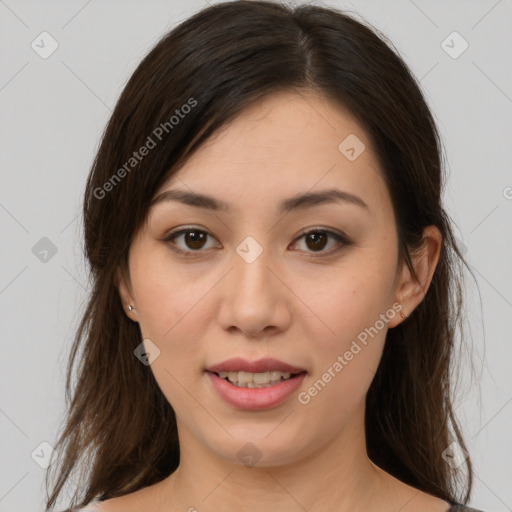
[388,225,442,328]
[115,265,139,323]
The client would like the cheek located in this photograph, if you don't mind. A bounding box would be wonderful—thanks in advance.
[135,283,210,373]
[128,255,214,401]
[296,253,397,347]
[293,250,397,399]
[130,246,212,341]
[295,280,392,432]
[132,271,212,414]
[302,284,388,400]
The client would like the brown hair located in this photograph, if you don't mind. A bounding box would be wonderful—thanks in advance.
[45,1,475,510]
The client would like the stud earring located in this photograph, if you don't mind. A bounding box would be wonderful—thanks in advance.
[128,304,136,311]
[400,305,406,319]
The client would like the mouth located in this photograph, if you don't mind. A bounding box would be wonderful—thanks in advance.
[208,369,307,388]
[205,357,308,410]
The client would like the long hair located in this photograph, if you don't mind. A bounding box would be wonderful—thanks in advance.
[45,1,475,509]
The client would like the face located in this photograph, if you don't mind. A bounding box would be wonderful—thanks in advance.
[118,90,409,468]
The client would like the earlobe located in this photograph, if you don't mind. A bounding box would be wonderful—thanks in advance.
[115,266,139,322]
[391,226,442,326]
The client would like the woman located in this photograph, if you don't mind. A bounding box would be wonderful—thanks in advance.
[45,1,484,511]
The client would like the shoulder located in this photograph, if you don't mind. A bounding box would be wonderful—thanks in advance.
[69,481,172,512]
[76,483,166,512]
[74,498,123,512]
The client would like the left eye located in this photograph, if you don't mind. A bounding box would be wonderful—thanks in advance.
[291,229,349,254]
[163,228,349,256]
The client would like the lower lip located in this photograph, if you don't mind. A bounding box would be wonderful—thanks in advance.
[206,371,306,411]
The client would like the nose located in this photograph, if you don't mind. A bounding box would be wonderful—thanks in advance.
[217,243,291,339]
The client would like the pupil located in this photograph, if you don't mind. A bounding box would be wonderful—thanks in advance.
[186,231,205,249]
[307,232,327,251]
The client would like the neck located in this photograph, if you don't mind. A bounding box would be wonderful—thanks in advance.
[158,402,388,511]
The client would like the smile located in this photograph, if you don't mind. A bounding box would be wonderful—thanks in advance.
[206,370,307,410]
[217,370,299,388]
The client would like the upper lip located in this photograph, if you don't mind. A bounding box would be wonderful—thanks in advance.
[206,357,306,374]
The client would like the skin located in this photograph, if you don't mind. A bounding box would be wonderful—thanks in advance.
[107,90,447,512]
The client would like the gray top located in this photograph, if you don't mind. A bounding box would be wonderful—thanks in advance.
[72,499,485,511]
[448,503,485,511]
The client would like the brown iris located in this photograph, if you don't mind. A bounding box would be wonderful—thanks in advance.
[183,230,207,249]
[304,231,328,251]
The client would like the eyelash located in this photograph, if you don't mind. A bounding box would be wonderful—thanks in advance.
[162,226,351,258]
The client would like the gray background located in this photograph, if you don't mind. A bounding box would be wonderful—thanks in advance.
[1,1,511,511]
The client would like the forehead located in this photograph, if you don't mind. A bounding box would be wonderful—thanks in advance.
[153,90,390,219]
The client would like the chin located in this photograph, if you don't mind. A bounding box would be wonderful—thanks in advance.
[204,426,315,468]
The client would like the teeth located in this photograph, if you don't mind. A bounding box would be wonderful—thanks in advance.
[270,370,284,382]
[218,370,294,387]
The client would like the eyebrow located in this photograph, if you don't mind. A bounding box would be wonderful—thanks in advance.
[150,188,369,214]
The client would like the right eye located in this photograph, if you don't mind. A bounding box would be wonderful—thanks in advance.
[163,227,221,255]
